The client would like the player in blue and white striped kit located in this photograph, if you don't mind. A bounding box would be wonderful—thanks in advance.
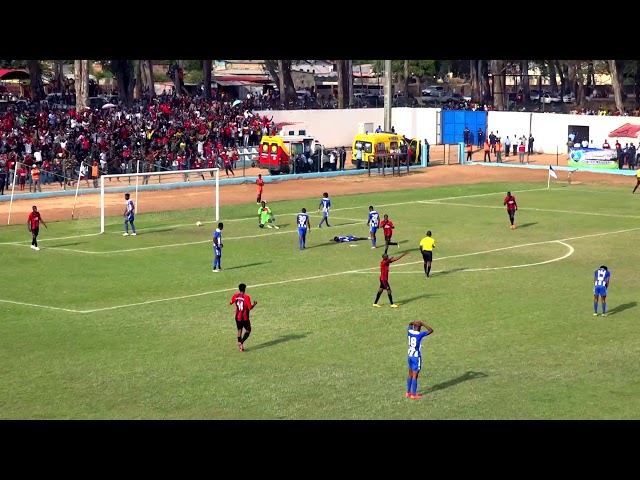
[123,193,136,236]
[367,206,380,249]
[212,222,223,272]
[297,208,311,250]
[593,265,611,316]
[317,192,331,228]
[406,321,433,400]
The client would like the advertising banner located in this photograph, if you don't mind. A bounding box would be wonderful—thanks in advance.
[568,148,618,169]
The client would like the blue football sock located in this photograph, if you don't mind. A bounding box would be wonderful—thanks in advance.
[602,302,607,314]
[594,301,598,313]
[406,378,411,394]
[131,224,136,234]
[411,378,417,396]
[299,238,303,249]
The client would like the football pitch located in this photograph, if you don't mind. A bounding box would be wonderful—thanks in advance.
[1,181,639,419]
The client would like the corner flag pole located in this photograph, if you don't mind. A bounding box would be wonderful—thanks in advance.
[7,161,19,225]
[135,159,140,214]
[71,161,84,219]
[547,169,551,190]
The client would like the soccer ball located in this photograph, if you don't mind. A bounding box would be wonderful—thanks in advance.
[196,221,202,227]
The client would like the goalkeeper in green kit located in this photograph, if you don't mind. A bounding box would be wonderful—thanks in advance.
[258,201,279,229]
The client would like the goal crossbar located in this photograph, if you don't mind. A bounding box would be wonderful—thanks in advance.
[100,167,220,233]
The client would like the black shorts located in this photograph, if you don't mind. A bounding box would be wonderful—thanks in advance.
[379,279,390,290]
[31,227,39,237]
[422,250,432,262]
[508,209,516,217]
[235,319,251,330]
[384,235,392,243]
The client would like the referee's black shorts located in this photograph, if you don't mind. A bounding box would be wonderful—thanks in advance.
[422,250,432,262]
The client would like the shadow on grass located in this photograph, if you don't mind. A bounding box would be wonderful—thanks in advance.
[223,261,270,271]
[422,371,488,394]
[48,242,86,248]
[263,223,290,229]
[606,301,637,316]
[305,239,368,249]
[433,267,467,276]
[144,227,176,234]
[248,333,308,351]
[400,293,437,305]
[517,222,538,229]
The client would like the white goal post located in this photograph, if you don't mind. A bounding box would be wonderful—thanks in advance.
[99,167,220,233]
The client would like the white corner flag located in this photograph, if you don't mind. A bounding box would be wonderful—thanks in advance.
[547,165,557,189]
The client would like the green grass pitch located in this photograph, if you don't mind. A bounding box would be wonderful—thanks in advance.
[1,181,639,419]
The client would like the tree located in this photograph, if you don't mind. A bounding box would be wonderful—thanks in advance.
[403,60,409,100]
[203,59,212,99]
[111,60,135,107]
[140,60,155,98]
[490,60,507,110]
[608,60,625,114]
[26,60,45,102]
[134,60,142,100]
[264,60,297,106]
[469,60,480,102]
[74,60,89,110]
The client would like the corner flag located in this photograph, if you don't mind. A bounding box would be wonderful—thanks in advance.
[547,165,558,189]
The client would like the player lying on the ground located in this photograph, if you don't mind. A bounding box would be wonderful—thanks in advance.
[332,235,370,243]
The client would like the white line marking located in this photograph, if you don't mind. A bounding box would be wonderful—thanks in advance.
[16,221,366,254]
[0,227,635,314]
[421,201,640,220]
[351,241,575,273]
[0,298,81,313]
[0,187,548,247]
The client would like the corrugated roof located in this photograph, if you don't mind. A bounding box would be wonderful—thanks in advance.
[0,69,29,80]
[213,75,271,83]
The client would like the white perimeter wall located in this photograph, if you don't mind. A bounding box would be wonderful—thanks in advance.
[488,112,640,154]
[254,108,440,148]
[255,108,640,154]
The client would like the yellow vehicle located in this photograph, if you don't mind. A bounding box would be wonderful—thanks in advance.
[351,132,421,167]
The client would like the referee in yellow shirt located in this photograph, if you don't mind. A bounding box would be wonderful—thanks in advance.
[633,169,640,194]
[419,230,435,278]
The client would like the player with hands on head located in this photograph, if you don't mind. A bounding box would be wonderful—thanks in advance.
[406,320,433,400]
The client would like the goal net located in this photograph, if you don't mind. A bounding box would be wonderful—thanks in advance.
[99,167,220,234]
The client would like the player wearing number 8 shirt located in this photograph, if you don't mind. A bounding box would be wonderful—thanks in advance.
[230,283,258,352]
[406,321,433,399]
[593,265,611,317]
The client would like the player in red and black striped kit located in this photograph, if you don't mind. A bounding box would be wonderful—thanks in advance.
[373,251,408,308]
[380,214,399,254]
[503,191,518,229]
[230,283,258,351]
[27,205,47,251]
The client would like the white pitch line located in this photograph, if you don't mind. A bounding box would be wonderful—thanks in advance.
[0,227,635,315]
[28,221,366,254]
[351,241,575,274]
[0,186,548,247]
[421,200,640,220]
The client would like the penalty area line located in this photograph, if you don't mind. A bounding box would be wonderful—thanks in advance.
[351,241,575,274]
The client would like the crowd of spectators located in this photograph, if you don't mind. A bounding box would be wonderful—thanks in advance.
[0,94,278,193]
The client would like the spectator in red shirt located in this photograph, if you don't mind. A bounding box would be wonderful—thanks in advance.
[17,164,28,190]
[373,251,409,308]
[27,205,47,251]
[230,283,258,352]
[504,191,518,229]
[380,214,399,254]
